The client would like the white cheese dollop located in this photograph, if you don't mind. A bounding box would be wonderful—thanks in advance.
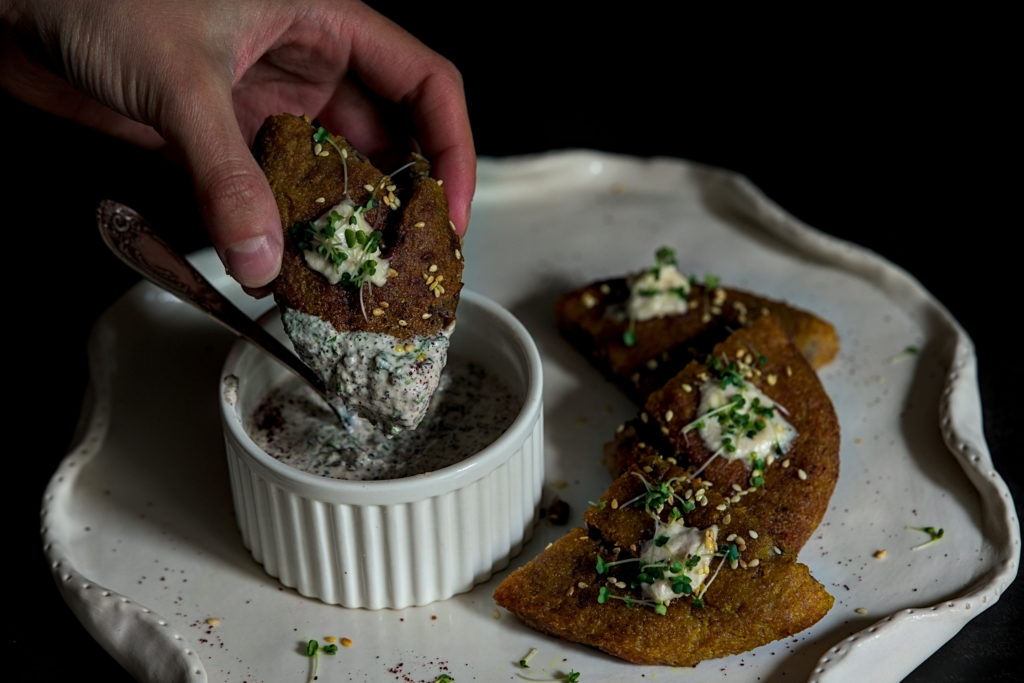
[639,520,718,605]
[696,380,798,462]
[299,199,389,287]
[627,263,690,322]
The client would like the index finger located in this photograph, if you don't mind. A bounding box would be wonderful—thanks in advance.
[339,7,476,236]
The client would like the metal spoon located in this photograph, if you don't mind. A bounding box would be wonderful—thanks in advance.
[96,200,344,420]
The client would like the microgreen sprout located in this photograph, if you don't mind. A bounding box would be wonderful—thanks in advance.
[703,274,720,289]
[622,321,637,347]
[519,647,538,668]
[908,525,944,550]
[890,345,921,364]
[434,675,455,683]
[587,500,606,510]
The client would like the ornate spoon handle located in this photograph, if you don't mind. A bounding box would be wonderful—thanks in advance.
[96,199,330,399]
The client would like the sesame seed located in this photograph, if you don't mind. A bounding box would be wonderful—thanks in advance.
[731,495,742,504]
[437,179,444,187]
[684,489,694,499]
[429,264,438,273]
[455,249,462,260]
[739,559,748,569]
[798,469,808,480]
[735,537,746,549]
[615,581,626,589]
[767,374,778,386]
[748,559,760,568]
[206,618,221,627]
[873,549,888,559]
[782,459,791,468]
[449,220,456,231]
[422,313,432,319]
[387,268,398,277]
[773,545,782,555]
[642,465,653,473]
[379,301,389,308]
[363,184,375,192]
[387,184,397,192]
[577,581,588,589]
[398,320,407,326]
[786,365,793,377]
[701,314,712,323]
[646,358,658,370]
[715,504,727,511]
[616,422,625,433]
[599,284,611,294]
[700,497,709,507]
[696,488,706,498]
[855,608,868,615]
[682,383,693,393]
[314,143,323,155]
[631,373,640,384]
[581,292,598,309]
[665,410,674,422]
[315,197,326,204]
[748,530,759,539]
[319,150,329,157]
[611,499,619,509]
[566,586,575,597]
[415,221,426,228]
[723,513,731,524]
[640,412,649,423]
[436,275,444,282]
[372,308,384,316]
[425,275,435,285]
[726,533,737,542]
[729,559,739,570]
[660,426,670,435]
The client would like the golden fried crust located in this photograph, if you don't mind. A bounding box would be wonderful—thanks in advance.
[555,278,838,401]
[493,528,833,667]
[254,113,462,339]
[606,316,840,552]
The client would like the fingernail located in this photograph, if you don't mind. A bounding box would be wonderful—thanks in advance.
[224,236,280,287]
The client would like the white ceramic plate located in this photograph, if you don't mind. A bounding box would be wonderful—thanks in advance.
[43,153,1018,683]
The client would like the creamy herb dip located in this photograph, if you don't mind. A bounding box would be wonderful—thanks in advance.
[695,381,798,462]
[639,520,718,605]
[248,357,520,480]
[282,307,449,434]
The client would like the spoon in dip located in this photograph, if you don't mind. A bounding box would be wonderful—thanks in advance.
[96,200,347,423]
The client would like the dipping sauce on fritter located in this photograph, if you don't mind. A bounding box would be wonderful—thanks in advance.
[247,356,519,480]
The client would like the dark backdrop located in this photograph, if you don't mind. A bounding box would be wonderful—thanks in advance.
[5,5,1017,681]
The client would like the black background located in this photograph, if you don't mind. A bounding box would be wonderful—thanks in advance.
[4,5,1018,681]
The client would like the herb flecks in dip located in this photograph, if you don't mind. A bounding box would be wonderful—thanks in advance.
[248,357,519,480]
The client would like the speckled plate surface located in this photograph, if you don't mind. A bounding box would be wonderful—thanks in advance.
[43,153,1018,683]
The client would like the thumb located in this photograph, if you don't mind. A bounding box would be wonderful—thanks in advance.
[163,89,282,289]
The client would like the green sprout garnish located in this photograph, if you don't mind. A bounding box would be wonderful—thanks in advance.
[908,525,944,550]
[306,640,318,656]
[622,322,637,347]
[655,246,677,266]
[890,345,921,364]
[434,675,455,683]
[704,274,720,289]
[519,647,538,668]
[322,644,338,655]
[565,671,581,683]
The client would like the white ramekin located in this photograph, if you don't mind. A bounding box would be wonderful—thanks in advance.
[219,290,544,609]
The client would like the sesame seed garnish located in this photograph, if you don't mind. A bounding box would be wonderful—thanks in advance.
[434,288,442,297]
[455,249,462,260]
[773,545,782,555]
[387,184,397,192]
[449,220,456,232]
[414,221,426,228]
[631,373,640,384]
[646,358,658,370]
[319,150,329,157]
[581,292,598,309]
[341,148,348,159]
[739,559,747,569]
[723,513,731,524]
[615,422,625,433]
[640,412,649,423]
[748,530,759,539]
[729,559,739,570]
[664,410,674,422]
[379,301,389,308]
[566,586,575,597]
[314,143,323,155]
[696,488,706,498]
[422,313,432,319]
[660,426,670,435]
[682,383,693,393]
[363,184,374,192]
[437,179,444,187]
[855,608,868,615]
[715,504,727,511]
[577,581,588,589]
[797,469,808,480]
[873,549,888,559]
[315,197,326,204]
[726,533,737,542]
[748,559,760,568]
[599,284,611,294]
[387,268,398,277]
[372,308,384,316]
[730,495,742,504]
[611,499,619,509]
[341,637,353,647]
[615,580,627,589]
[786,365,793,377]
[767,374,778,386]
[324,636,336,643]
[398,320,407,326]
[425,275,435,285]
[782,459,791,468]
[206,618,221,627]
[429,264,438,273]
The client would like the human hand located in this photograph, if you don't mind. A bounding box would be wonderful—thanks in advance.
[0,0,475,290]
